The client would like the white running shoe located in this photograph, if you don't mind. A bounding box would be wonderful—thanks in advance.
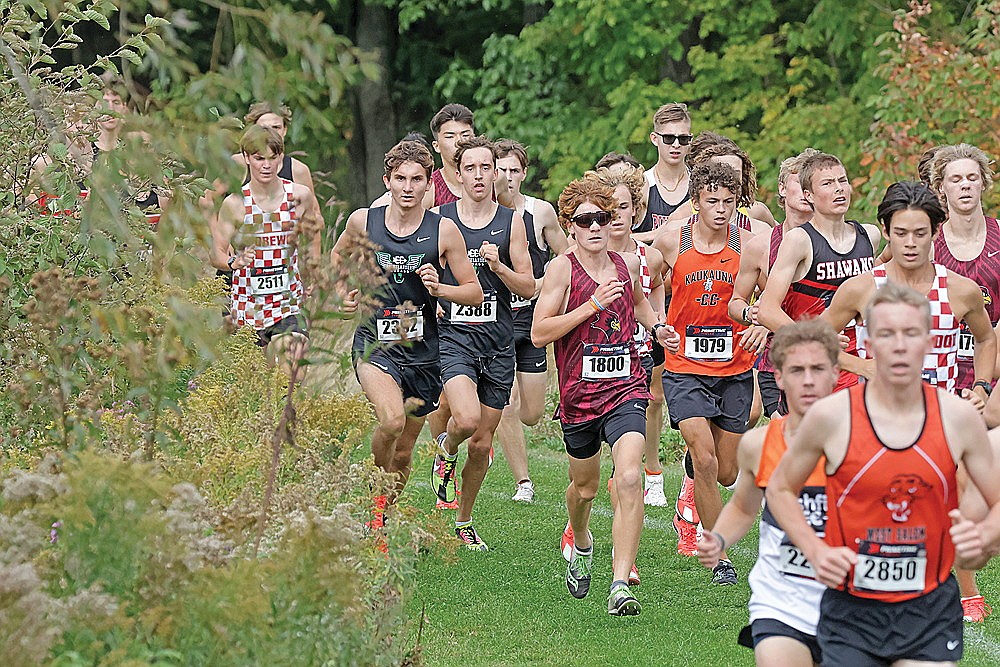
[512,480,535,502]
[643,473,668,506]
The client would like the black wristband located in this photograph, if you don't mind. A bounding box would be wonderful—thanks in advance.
[227,255,237,269]
[651,323,665,339]
[974,380,993,396]
[742,306,752,325]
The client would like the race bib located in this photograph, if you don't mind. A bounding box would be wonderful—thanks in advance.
[251,265,290,296]
[778,539,816,579]
[958,328,974,361]
[511,292,532,309]
[582,343,631,380]
[376,308,424,342]
[853,540,926,593]
[685,325,733,361]
[451,291,497,323]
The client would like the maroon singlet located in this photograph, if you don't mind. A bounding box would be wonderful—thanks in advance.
[933,216,1000,390]
[431,168,461,208]
[554,251,651,424]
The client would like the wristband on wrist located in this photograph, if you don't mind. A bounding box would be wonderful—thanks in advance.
[590,295,605,311]
[742,306,752,325]
[711,531,728,551]
[974,380,993,396]
[651,323,666,339]
[589,298,601,313]
[227,255,237,269]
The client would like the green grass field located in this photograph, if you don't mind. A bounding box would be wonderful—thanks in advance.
[393,425,1000,667]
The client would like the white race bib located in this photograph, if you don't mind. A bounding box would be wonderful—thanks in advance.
[853,541,926,593]
[251,266,290,296]
[582,343,631,380]
[778,540,816,579]
[511,293,532,309]
[376,308,425,342]
[451,291,497,323]
[685,325,733,361]
[958,329,974,361]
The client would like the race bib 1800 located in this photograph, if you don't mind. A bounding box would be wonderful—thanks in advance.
[582,343,631,380]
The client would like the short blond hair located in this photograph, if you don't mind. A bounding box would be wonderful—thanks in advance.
[557,178,616,230]
[777,148,820,207]
[770,318,840,371]
[652,103,690,128]
[929,143,994,194]
[245,101,292,126]
[587,165,644,214]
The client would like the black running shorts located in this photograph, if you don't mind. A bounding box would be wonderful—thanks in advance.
[352,348,442,418]
[560,399,648,460]
[739,619,821,665]
[756,369,786,417]
[662,369,753,433]
[255,314,307,348]
[440,343,515,411]
[817,575,962,666]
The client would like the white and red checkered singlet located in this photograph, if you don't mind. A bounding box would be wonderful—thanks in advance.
[231,179,302,331]
[632,241,653,356]
[859,264,959,392]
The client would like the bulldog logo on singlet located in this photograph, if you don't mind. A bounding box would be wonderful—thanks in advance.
[589,309,622,342]
[882,474,932,523]
[375,252,425,284]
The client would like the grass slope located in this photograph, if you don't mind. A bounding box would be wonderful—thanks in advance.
[397,428,1000,667]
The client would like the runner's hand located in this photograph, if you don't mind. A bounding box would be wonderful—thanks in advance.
[342,288,360,315]
[837,332,850,350]
[592,279,625,309]
[950,509,990,569]
[961,388,986,413]
[655,323,681,354]
[417,263,441,296]
[231,247,255,271]
[480,241,501,272]
[738,325,769,354]
[697,532,723,569]
[810,544,856,588]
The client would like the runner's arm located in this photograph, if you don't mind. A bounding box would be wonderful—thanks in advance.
[211,195,249,271]
[728,234,765,325]
[436,217,483,306]
[766,396,857,587]
[485,212,535,299]
[749,201,776,227]
[821,275,875,379]
[531,256,587,347]
[955,274,997,403]
[698,429,766,569]
[538,201,569,256]
[757,229,809,332]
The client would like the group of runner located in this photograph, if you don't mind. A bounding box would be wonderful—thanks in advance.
[167,89,1000,660]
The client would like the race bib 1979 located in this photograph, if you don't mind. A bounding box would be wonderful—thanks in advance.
[685,324,733,361]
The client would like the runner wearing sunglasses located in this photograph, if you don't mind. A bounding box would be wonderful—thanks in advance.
[653,162,757,582]
[632,103,692,244]
[532,178,679,615]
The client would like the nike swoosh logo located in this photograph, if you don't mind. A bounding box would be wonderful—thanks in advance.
[947,640,960,650]
[720,258,732,263]
[989,251,1000,258]
[417,236,431,243]
[491,229,503,235]
[634,404,643,409]
[535,361,545,367]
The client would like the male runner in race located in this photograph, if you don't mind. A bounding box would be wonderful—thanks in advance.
[233,102,317,194]
[532,177,679,616]
[766,283,1000,666]
[335,140,482,506]
[729,148,819,418]
[824,180,994,402]
[698,318,840,667]
[428,136,535,550]
[492,139,567,502]
[632,103,692,241]
[211,125,322,374]
[427,103,476,208]
[653,162,756,578]
[928,143,1000,621]
[756,152,881,390]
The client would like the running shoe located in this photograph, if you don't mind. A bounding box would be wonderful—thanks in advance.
[455,523,488,551]
[430,433,458,504]
[512,480,535,503]
[607,583,641,616]
[962,595,993,622]
[566,547,593,598]
[561,521,574,562]
[713,559,738,586]
[673,512,699,557]
[629,564,641,586]
[676,472,700,524]
[644,472,668,507]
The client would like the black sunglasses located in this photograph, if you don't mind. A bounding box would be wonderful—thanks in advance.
[570,211,613,228]
[655,133,693,146]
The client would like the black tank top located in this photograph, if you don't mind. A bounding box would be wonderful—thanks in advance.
[636,169,690,232]
[513,196,551,324]
[438,202,516,355]
[353,207,442,365]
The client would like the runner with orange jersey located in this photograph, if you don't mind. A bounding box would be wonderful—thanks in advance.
[766,283,1000,666]
[653,162,755,583]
